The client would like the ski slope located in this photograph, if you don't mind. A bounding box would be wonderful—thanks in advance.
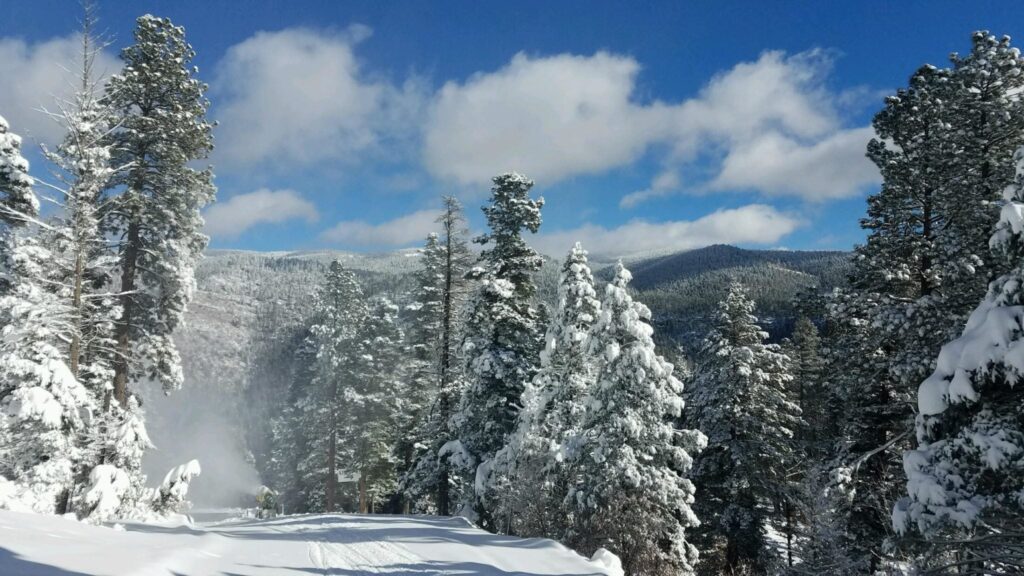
[0,510,619,575]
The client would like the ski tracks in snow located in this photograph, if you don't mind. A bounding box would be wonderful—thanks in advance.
[307,519,425,575]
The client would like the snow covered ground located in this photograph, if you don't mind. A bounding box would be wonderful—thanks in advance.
[0,510,618,575]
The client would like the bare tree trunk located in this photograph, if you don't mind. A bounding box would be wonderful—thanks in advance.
[359,471,368,514]
[785,499,794,567]
[437,464,450,516]
[326,429,337,512]
[436,199,457,516]
[69,246,84,377]
[112,221,139,407]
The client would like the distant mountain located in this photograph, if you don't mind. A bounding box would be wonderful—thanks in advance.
[614,244,850,290]
[593,244,852,348]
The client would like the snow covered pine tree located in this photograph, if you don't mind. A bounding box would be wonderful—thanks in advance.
[103,14,215,404]
[0,116,94,515]
[823,31,1024,570]
[486,242,601,539]
[305,261,366,512]
[894,146,1024,574]
[689,281,800,574]
[38,11,125,518]
[574,262,705,576]
[403,197,474,515]
[454,173,544,527]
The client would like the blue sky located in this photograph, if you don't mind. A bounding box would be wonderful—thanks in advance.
[1,1,1019,255]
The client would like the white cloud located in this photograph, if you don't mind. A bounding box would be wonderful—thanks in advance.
[424,48,878,203]
[534,204,801,257]
[709,127,879,199]
[204,189,318,238]
[620,170,680,208]
[213,26,422,170]
[0,34,118,144]
[320,209,438,247]
[670,50,839,157]
[424,52,666,186]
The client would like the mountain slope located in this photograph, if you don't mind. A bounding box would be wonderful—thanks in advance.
[595,244,851,347]
[619,244,850,291]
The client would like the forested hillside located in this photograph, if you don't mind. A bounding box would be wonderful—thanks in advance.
[611,245,851,347]
[160,243,846,508]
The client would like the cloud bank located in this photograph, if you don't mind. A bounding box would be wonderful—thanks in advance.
[424,49,879,202]
[534,204,802,257]
[213,26,422,170]
[320,209,439,247]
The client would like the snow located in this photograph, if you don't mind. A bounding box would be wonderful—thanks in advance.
[0,510,618,575]
[589,548,624,576]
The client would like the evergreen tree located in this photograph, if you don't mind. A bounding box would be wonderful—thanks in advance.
[40,10,123,509]
[573,262,705,576]
[785,466,860,576]
[689,281,800,574]
[830,31,1024,569]
[103,14,215,404]
[266,332,317,514]
[786,316,825,453]
[485,242,601,538]
[893,145,1024,574]
[455,173,544,526]
[303,261,365,511]
[0,114,39,285]
[340,297,404,513]
[0,206,92,515]
[942,32,1024,283]
[41,0,118,392]
[432,196,473,515]
[403,197,474,514]
[397,233,445,511]
[0,113,99,517]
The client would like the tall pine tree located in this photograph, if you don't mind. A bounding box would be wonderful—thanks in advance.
[485,242,601,539]
[454,173,543,526]
[103,15,215,404]
[829,31,1024,569]
[403,197,474,514]
[304,261,366,511]
[689,281,800,574]
[0,116,92,515]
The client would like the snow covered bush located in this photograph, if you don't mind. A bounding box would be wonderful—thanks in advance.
[80,465,131,522]
[893,146,1024,574]
[152,460,201,515]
